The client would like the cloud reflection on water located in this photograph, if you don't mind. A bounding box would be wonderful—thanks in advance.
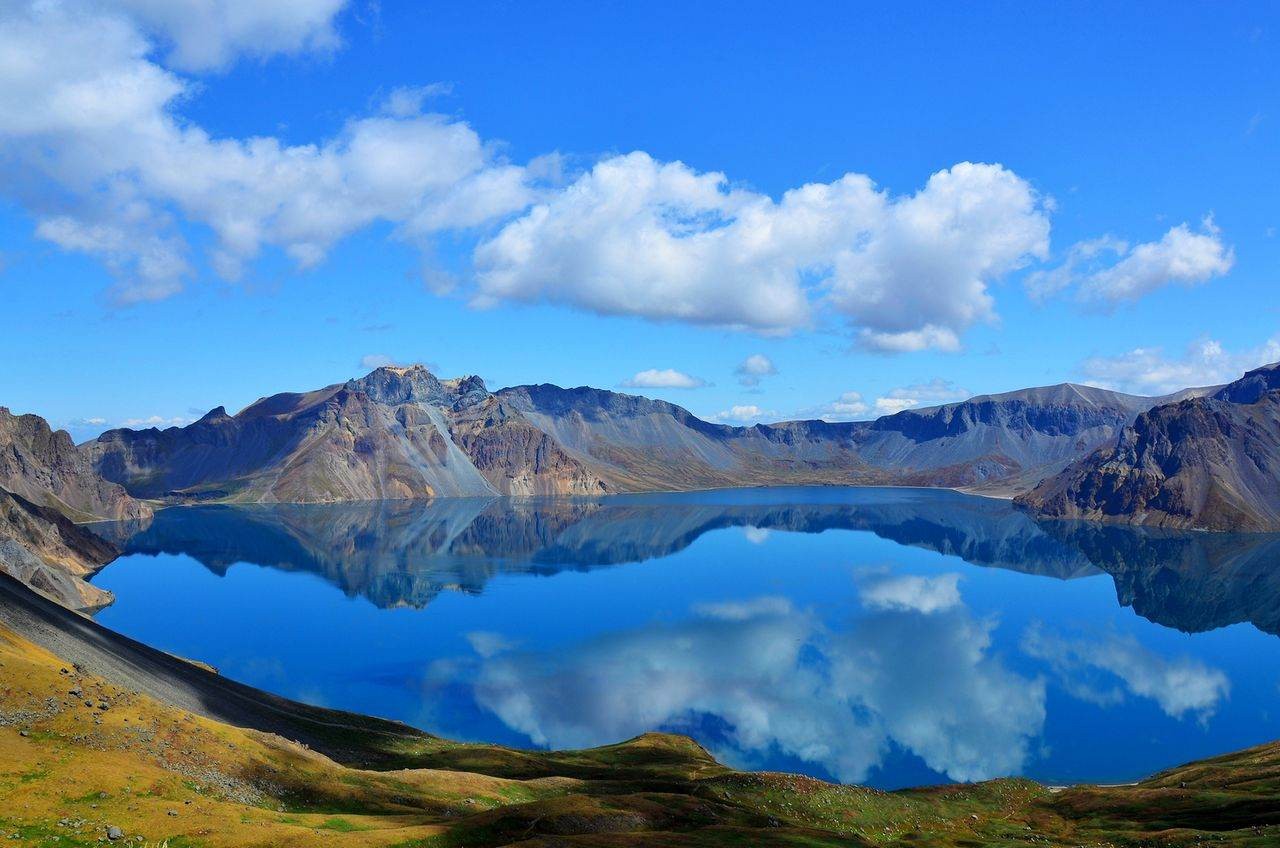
[463,586,1046,784]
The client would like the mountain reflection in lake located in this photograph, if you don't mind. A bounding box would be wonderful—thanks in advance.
[92,487,1280,789]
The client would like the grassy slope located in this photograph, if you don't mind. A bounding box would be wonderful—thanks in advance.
[3,626,1280,847]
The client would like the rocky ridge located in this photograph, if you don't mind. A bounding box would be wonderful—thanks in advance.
[84,366,607,504]
[1016,362,1280,531]
[75,364,1219,507]
[0,407,149,522]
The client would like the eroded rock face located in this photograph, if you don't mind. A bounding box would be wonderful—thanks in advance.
[1017,363,1280,531]
[0,408,150,522]
[84,366,609,503]
[0,488,117,611]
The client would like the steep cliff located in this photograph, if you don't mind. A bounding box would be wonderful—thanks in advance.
[1017,363,1280,531]
[0,487,117,611]
[0,408,150,521]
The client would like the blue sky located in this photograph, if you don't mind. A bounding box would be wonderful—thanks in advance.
[3,1,1280,438]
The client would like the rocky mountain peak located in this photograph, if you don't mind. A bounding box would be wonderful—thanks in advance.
[441,375,489,407]
[194,406,231,424]
[1213,361,1280,404]
[348,364,449,405]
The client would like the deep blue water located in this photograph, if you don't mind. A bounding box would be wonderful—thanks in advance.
[90,487,1280,789]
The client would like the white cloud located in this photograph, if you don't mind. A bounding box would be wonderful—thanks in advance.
[359,353,397,370]
[735,353,778,387]
[872,378,970,415]
[871,398,917,416]
[619,368,707,389]
[110,0,348,72]
[1028,219,1233,305]
[0,0,534,302]
[119,414,195,428]
[805,391,871,422]
[859,325,963,353]
[802,380,970,422]
[1022,624,1230,722]
[712,404,774,424]
[858,572,962,614]
[459,596,1045,783]
[1080,336,1280,395]
[381,83,454,118]
[475,154,1049,348]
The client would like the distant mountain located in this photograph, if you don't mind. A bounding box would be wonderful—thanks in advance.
[499,381,1202,496]
[498,384,872,491]
[81,365,1204,506]
[0,487,117,611]
[1,407,149,521]
[84,366,607,502]
[1017,363,1280,531]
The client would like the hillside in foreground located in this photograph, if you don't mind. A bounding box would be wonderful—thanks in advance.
[1,572,1278,847]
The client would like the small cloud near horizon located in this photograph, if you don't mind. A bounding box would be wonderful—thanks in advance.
[620,368,708,389]
[712,404,777,424]
[735,354,778,388]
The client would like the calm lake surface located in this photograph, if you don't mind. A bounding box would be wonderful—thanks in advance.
[91,487,1280,789]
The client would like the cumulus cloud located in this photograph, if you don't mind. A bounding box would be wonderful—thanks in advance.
[712,404,775,424]
[1028,219,1233,306]
[460,595,1045,783]
[0,0,533,302]
[8,0,1208,361]
[1022,624,1230,722]
[111,0,348,71]
[619,368,708,389]
[1080,336,1280,395]
[475,154,1050,348]
[735,354,778,387]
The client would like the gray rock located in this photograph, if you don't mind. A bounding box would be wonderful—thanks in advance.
[1019,362,1280,531]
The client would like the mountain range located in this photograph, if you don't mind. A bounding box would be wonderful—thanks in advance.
[81,364,1214,504]
[2,360,1279,611]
